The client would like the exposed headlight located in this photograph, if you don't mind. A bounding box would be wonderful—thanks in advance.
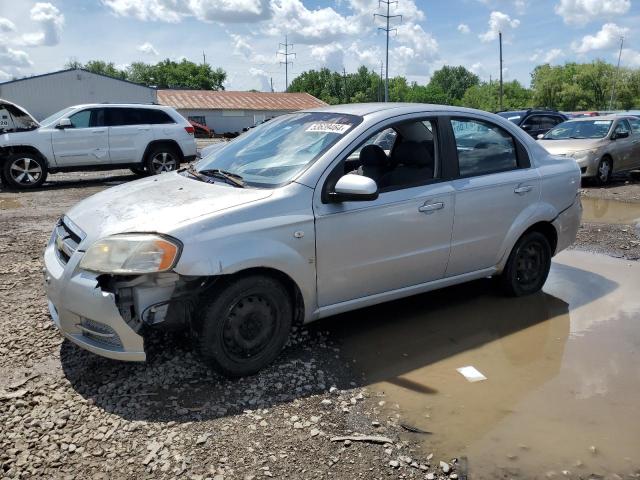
[80,234,181,274]
[569,148,599,159]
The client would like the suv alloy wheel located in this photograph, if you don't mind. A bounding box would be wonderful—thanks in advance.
[2,153,48,190]
[145,145,180,175]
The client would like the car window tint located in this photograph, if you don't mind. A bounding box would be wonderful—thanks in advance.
[106,108,145,126]
[69,110,92,128]
[451,118,518,177]
[142,109,175,124]
[91,109,106,127]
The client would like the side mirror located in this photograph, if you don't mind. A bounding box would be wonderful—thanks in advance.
[537,134,545,140]
[612,131,629,140]
[521,124,532,131]
[330,174,378,202]
[56,118,72,129]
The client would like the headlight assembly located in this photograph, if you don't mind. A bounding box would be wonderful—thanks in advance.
[79,234,181,274]
[569,148,599,160]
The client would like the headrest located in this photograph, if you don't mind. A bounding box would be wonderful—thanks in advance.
[359,144,388,167]
[393,141,433,167]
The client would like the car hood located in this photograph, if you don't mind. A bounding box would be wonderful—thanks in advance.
[538,139,604,155]
[65,172,273,242]
[0,98,39,129]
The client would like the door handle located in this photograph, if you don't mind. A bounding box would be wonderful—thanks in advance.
[418,202,444,213]
[92,130,105,134]
[514,185,533,195]
[138,127,151,131]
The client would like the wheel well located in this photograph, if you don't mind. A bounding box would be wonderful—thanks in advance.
[143,140,184,163]
[524,221,558,255]
[221,267,305,326]
[0,146,47,166]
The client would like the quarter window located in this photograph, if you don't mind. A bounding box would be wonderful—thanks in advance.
[142,109,175,124]
[451,118,519,177]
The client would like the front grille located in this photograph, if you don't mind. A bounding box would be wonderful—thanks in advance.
[53,217,83,264]
[78,318,123,349]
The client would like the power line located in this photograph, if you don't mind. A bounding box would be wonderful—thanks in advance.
[277,35,296,92]
[609,35,624,110]
[374,0,402,102]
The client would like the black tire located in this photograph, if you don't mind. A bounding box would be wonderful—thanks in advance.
[594,157,612,185]
[500,231,552,297]
[130,166,147,176]
[1,152,48,190]
[144,145,180,175]
[197,275,293,377]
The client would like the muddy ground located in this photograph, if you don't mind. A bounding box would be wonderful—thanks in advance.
[1,169,639,479]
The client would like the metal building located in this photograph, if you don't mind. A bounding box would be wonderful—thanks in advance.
[0,68,157,120]
[157,89,327,134]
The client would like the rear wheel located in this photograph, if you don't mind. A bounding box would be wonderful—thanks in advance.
[145,145,180,175]
[197,275,293,377]
[500,231,552,297]
[1,153,48,190]
[594,157,612,185]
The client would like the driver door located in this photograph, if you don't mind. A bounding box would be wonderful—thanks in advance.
[51,108,109,166]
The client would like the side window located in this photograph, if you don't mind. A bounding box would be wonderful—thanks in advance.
[69,110,92,128]
[521,115,541,131]
[451,118,519,177]
[142,109,175,125]
[614,119,631,135]
[628,118,640,132]
[106,108,145,126]
[538,115,562,130]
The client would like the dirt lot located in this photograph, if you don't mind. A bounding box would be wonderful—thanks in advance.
[1,170,639,479]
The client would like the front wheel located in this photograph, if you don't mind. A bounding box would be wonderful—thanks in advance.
[197,275,293,377]
[499,231,552,297]
[1,153,48,190]
[594,157,612,185]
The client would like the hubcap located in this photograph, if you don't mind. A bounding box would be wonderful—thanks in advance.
[599,160,610,182]
[151,152,176,173]
[222,295,277,361]
[9,157,43,185]
[515,241,544,288]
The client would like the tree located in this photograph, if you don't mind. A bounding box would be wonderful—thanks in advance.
[427,66,480,105]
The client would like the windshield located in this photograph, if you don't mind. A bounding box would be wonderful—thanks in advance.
[40,107,76,126]
[544,120,612,140]
[195,112,361,188]
[496,112,524,123]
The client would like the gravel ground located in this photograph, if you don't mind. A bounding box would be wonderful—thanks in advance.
[0,171,460,479]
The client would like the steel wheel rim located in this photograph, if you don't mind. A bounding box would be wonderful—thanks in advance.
[151,152,176,173]
[221,294,277,361]
[9,157,43,185]
[515,240,545,288]
[598,160,610,182]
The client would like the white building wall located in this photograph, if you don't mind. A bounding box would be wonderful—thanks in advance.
[0,69,157,120]
[177,108,293,134]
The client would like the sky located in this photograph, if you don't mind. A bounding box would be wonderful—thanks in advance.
[0,0,639,92]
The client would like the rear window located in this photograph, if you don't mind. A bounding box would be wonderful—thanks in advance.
[142,109,175,125]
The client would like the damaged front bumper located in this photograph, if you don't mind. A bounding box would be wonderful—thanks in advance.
[43,221,184,362]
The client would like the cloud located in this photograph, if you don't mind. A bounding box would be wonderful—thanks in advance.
[348,42,382,68]
[137,42,159,55]
[0,17,16,33]
[21,2,65,47]
[0,69,11,81]
[571,23,628,54]
[230,33,275,64]
[529,48,563,64]
[103,0,272,23]
[457,23,470,34]
[477,0,528,14]
[479,11,520,43]
[620,48,640,67]
[392,22,439,76]
[311,43,345,71]
[555,0,631,26]
[249,67,272,91]
[0,46,32,68]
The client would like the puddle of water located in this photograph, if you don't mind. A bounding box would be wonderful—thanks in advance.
[0,198,22,210]
[581,196,640,225]
[326,251,640,479]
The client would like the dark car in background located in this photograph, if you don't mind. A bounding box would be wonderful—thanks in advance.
[496,109,568,138]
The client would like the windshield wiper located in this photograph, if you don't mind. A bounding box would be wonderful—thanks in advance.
[199,169,245,188]
[183,164,215,183]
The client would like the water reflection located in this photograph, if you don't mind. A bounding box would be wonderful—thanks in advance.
[581,196,640,225]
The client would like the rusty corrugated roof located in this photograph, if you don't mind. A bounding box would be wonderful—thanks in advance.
[157,89,327,111]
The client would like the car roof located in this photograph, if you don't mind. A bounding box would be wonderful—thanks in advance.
[69,103,165,109]
[302,102,487,117]
[567,114,623,122]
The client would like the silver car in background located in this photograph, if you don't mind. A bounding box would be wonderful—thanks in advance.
[538,115,640,184]
[44,103,582,377]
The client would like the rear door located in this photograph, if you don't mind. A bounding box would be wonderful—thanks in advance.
[106,108,154,164]
[627,117,640,170]
[611,119,634,171]
[51,108,108,166]
[445,117,540,277]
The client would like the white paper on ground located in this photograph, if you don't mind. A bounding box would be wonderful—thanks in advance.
[456,366,487,383]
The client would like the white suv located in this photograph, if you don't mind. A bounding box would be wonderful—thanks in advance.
[0,99,197,189]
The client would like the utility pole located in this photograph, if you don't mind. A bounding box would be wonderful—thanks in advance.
[277,35,295,92]
[499,31,504,111]
[202,51,206,65]
[374,1,402,102]
[270,77,274,93]
[609,36,624,110]
[343,68,348,103]
[379,61,384,102]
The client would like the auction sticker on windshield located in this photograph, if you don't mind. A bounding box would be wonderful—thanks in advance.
[306,123,351,134]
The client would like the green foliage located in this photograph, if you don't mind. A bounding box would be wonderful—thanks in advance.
[427,66,479,105]
[63,59,226,90]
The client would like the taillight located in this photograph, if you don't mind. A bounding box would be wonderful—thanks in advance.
[185,126,195,135]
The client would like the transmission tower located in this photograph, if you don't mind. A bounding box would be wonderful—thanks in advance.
[374,1,402,102]
[277,35,296,92]
[609,36,624,110]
